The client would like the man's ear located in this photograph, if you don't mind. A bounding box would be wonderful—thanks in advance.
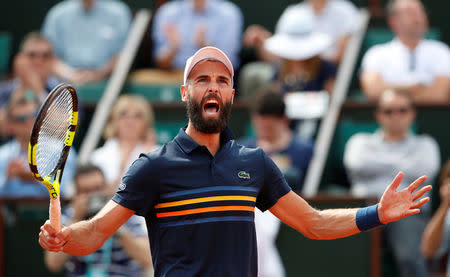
[231,89,235,104]
[181,85,189,102]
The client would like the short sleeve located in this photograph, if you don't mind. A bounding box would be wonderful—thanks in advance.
[361,46,383,73]
[112,155,158,217]
[429,42,450,77]
[256,151,291,212]
[333,0,360,36]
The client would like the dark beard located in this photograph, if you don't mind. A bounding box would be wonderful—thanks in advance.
[186,94,232,134]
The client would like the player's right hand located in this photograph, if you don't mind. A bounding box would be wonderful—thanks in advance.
[39,220,71,252]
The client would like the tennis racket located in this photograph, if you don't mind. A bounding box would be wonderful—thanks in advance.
[28,83,79,232]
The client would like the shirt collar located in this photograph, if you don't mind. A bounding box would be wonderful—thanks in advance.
[174,125,235,154]
[187,0,213,14]
[392,37,423,52]
[374,129,413,143]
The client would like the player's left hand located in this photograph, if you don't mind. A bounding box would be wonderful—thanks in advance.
[378,172,431,224]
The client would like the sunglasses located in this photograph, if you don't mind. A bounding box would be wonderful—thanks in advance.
[378,107,412,116]
[10,110,38,123]
[24,51,53,59]
[118,111,145,120]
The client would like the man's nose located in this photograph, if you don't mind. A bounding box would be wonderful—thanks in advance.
[208,82,220,93]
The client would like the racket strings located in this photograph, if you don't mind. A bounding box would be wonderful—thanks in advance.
[36,89,74,177]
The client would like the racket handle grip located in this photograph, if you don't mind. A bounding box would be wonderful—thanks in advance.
[50,196,61,233]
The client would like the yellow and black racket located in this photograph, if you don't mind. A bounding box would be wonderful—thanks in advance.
[28,83,78,232]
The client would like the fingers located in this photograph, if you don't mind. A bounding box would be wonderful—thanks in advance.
[42,220,58,236]
[410,197,430,209]
[404,209,421,217]
[412,185,432,201]
[38,221,69,252]
[407,175,428,193]
[388,172,404,192]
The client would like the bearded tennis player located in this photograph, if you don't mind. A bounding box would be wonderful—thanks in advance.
[39,46,432,277]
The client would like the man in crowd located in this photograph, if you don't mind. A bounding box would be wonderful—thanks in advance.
[239,90,313,191]
[360,0,450,103]
[42,0,131,85]
[152,0,242,70]
[0,32,59,108]
[239,90,313,277]
[344,89,440,277]
[45,163,152,276]
[0,93,76,198]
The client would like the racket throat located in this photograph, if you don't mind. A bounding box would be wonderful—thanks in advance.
[43,170,62,199]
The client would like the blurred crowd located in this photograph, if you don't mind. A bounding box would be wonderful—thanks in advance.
[0,0,449,276]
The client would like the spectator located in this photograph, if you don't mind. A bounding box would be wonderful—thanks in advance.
[152,0,243,71]
[421,160,450,276]
[90,95,158,195]
[240,8,336,99]
[0,31,59,108]
[0,92,76,198]
[243,0,360,64]
[45,163,152,276]
[264,8,336,95]
[42,0,131,85]
[344,89,440,277]
[238,91,313,277]
[239,91,314,191]
[360,0,450,104]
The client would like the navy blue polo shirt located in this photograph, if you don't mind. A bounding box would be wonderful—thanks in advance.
[112,127,291,277]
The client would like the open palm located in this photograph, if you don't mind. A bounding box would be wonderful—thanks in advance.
[378,172,431,224]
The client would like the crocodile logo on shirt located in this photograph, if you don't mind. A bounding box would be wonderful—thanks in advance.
[238,171,250,179]
[118,182,126,191]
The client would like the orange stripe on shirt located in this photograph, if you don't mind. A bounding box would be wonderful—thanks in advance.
[156,205,255,218]
[155,195,256,209]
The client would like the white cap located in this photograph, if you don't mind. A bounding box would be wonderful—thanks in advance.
[183,46,234,84]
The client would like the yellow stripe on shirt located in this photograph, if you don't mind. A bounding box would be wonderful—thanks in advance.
[155,195,256,209]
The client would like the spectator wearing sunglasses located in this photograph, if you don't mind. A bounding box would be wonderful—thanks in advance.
[0,92,77,198]
[90,95,159,195]
[0,31,60,109]
[343,89,440,277]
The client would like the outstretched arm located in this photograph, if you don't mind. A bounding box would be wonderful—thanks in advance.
[39,200,134,255]
[270,172,431,240]
[421,182,450,258]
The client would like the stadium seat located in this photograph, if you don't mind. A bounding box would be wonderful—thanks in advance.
[76,80,108,104]
[0,32,12,78]
[154,121,186,144]
[126,82,182,102]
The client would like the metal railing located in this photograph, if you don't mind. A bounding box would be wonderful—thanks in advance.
[302,9,370,197]
[78,10,152,164]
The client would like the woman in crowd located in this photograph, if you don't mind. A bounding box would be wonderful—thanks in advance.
[91,94,158,195]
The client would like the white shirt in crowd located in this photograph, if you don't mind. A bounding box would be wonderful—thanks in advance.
[90,138,158,185]
[276,0,360,60]
[344,131,440,200]
[362,38,450,86]
[255,209,285,277]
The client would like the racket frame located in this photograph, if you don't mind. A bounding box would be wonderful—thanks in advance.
[28,83,79,232]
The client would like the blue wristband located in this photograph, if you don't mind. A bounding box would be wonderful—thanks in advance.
[355,204,383,232]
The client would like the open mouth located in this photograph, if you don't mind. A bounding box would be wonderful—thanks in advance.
[203,98,220,116]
